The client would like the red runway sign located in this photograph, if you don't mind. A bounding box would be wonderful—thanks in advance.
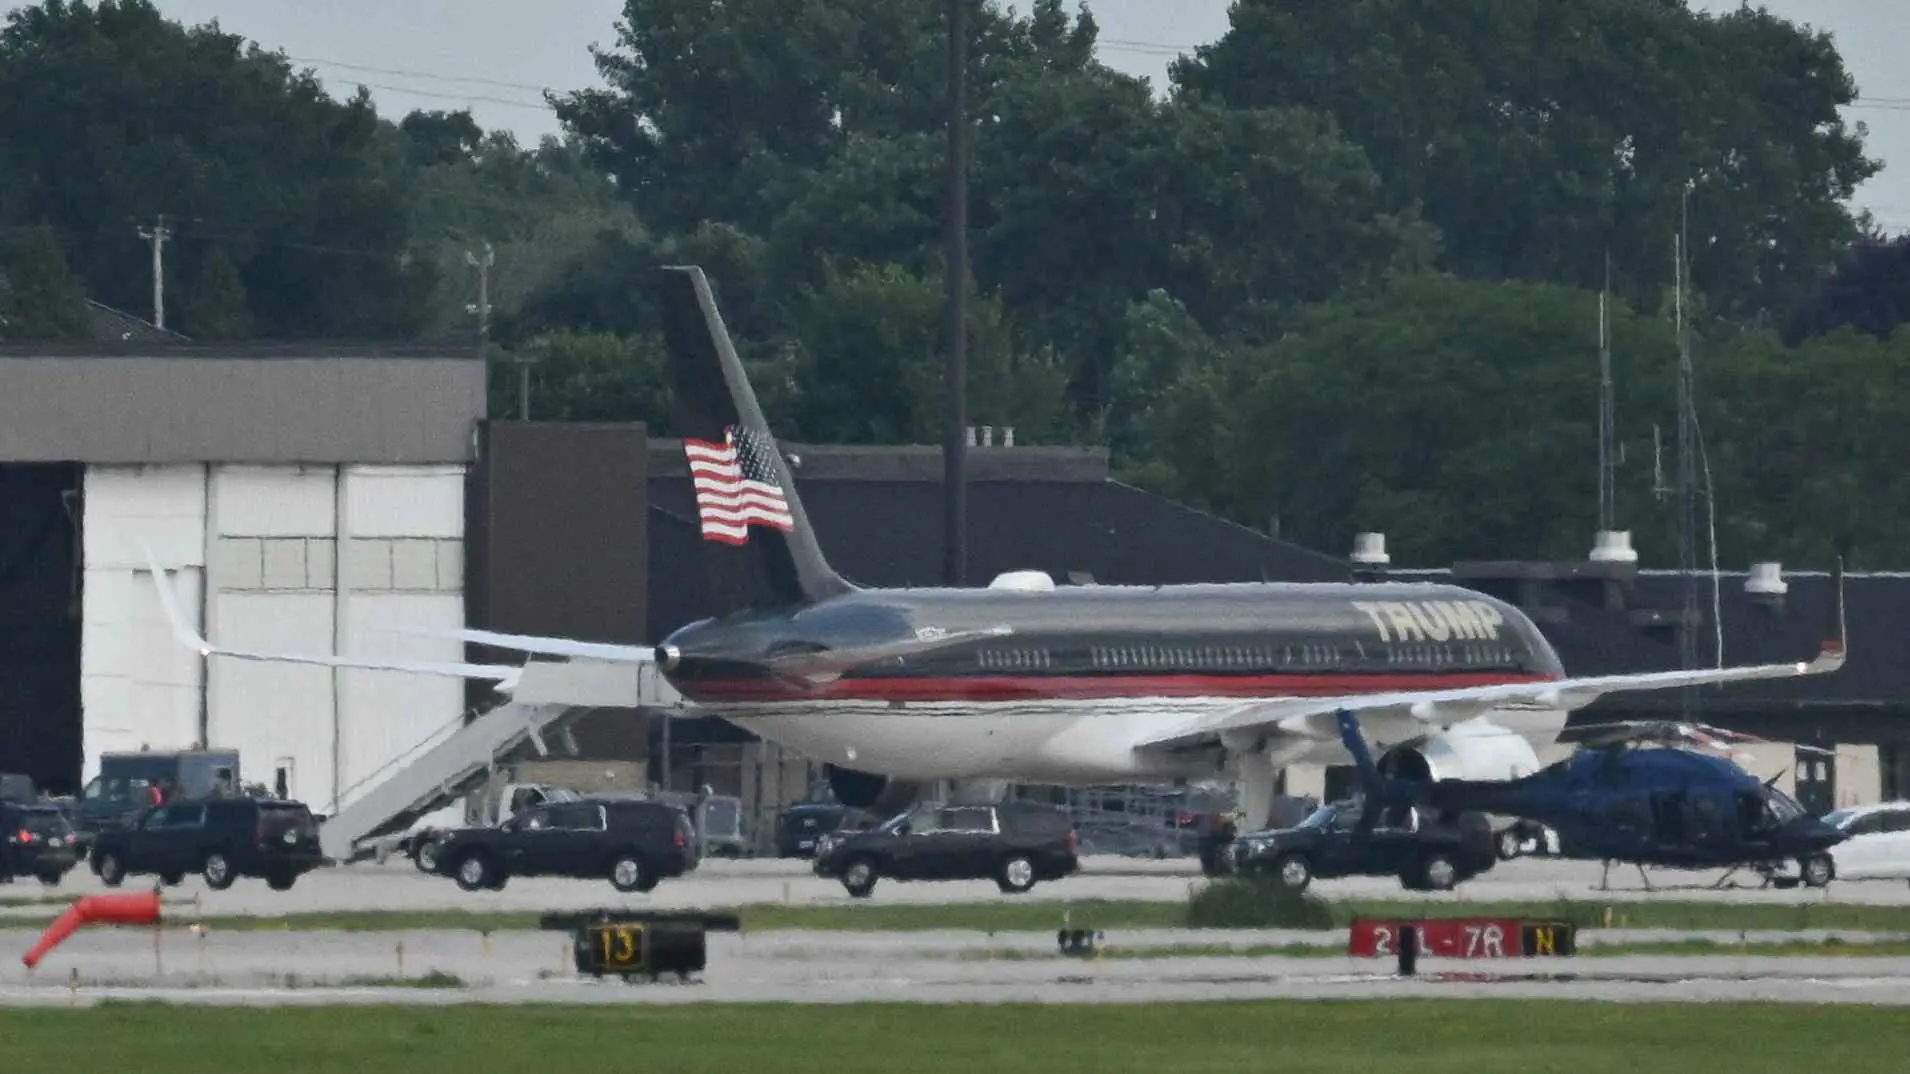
[1347,917,1575,959]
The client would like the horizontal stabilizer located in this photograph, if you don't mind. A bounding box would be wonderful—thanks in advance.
[141,546,524,689]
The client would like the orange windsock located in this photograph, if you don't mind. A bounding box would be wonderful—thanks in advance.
[21,889,162,968]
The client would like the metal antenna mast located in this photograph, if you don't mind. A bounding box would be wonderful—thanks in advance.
[137,214,171,330]
[1597,252,1616,534]
[1673,189,1699,714]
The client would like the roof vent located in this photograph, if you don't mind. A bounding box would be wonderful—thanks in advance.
[1589,530,1638,563]
[1745,561,1787,596]
[1351,533,1389,565]
[988,569,1056,592]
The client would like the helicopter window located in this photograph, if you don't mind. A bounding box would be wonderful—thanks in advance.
[1764,787,1806,824]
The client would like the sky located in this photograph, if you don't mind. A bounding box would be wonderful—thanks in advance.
[45,1,1910,230]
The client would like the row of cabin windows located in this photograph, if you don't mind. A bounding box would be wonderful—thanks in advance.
[971,643,1520,672]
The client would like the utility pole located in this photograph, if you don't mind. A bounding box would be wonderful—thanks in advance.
[137,215,171,330]
[1673,188,1699,716]
[941,0,969,587]
[464,241,494,354]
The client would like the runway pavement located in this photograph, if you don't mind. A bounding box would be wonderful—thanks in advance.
[2,923,1909,1007]
[4,853,1908,919]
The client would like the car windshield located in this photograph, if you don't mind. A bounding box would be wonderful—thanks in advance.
[1297,805,1338,829]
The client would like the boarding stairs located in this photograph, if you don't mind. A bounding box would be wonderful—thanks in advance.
[316,658,682,862]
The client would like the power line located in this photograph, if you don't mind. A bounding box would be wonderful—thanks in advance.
[285,55,555,95]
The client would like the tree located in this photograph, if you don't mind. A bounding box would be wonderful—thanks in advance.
[1785,232,1910,345]
[773,260,1071,445]
[1172,0,1879,325]
[178,246,250,339]
[553,0,1102,237]
[0,0,433,336]
[0,225,91,340]
[1183,274,1687,566]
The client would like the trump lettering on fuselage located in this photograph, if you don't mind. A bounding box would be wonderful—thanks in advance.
[1351,600,1506,643]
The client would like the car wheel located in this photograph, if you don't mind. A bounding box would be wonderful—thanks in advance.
[997,854,1037,894]
[1420,853,1460,892]
[266,871,296,891]
[415,840,439,873]
[1496,828,1523,861]
[95,852,125,887]
[201,853,236,890]
[160,871,184,886]
[1801,852,1835,888]
[609,854,649,893]
[1271,853,1311,892]
[454,853,493,892]
[36,871,62,887]
[841,856,878,898]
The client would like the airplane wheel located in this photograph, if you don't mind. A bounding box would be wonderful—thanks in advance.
[1800,853,1835,888]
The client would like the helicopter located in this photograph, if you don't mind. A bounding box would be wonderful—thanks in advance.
[1335,709,1849,889]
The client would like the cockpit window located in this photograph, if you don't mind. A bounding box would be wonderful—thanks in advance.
[1823,808,1854,829]
[1764,788,1806,824]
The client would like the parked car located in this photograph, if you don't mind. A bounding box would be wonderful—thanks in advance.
[89,797,324,890]
[1232,798,1497,892]
[812,801,1078,897]
[431,796,698,893]
[775,802,875,858]
[1,801,80,885]
[1818,801,1910,881]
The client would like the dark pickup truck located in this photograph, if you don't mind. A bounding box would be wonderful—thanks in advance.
[1231,799,1497,892]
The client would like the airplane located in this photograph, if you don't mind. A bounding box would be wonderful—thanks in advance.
[1330,709,1849,889]
[143,264,1850,873]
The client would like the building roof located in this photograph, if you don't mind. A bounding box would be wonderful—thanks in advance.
[83,300,189,343]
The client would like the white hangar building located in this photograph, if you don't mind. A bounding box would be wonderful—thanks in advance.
[0,341,486,816]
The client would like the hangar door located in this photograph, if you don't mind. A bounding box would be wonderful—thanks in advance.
[0,463,82,792]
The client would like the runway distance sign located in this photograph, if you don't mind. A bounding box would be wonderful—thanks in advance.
[1347,917,1577,959]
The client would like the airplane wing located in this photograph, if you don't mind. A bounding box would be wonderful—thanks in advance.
[143,548,525,689]
[1136,566,1847,753]
[370,626,657,664]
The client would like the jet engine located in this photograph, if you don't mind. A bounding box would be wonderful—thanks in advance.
[824,764,925,816]
[1376,723,1543,785]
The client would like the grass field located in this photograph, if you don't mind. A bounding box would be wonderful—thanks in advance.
[0,1000,1902,1072]
[4,895,1907,935]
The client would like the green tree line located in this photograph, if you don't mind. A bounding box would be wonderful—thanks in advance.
[0,0,1905,568]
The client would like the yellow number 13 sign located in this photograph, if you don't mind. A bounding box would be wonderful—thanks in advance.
[596,924,644,967]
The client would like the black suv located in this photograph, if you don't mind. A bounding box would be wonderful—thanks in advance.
[2,802,81,885]
[813,801,1078,897]
[89,797,324,890]
[1231,799,1496,892]
[432,797,698,893]
[775,803,876,858]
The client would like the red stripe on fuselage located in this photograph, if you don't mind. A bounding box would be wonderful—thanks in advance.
[676,671,1559,703]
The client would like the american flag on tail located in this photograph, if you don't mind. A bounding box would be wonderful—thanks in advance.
[683,424,794,544]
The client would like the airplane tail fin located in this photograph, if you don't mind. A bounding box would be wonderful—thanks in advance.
[658,266,853,610]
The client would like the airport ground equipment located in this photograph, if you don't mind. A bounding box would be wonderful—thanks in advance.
[1347,916,1577,976]
[317,657,680,862]
[541,908,742,982]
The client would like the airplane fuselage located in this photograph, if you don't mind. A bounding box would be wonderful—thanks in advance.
[658,580,1570,782]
